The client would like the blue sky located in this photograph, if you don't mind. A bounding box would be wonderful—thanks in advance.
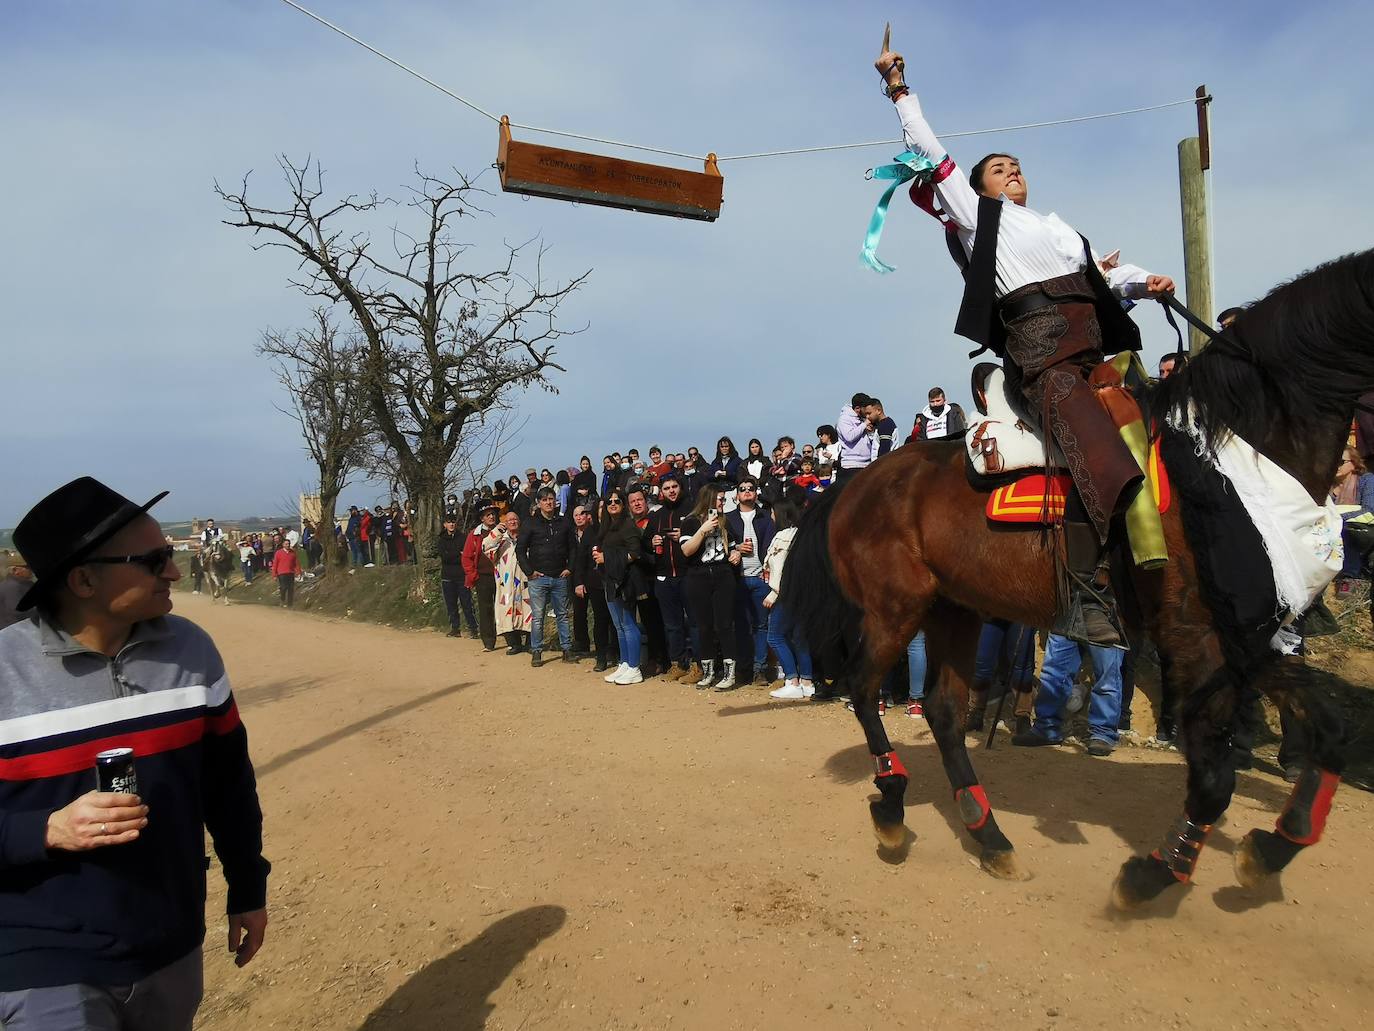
[3,0,1372,525]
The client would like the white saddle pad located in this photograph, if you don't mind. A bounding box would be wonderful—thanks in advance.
[965,367,1065,475]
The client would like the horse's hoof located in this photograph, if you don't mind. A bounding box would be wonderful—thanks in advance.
[980,848,1030,881]
[1111,855,1178,911]
[1234,830,1278,890]
[871,817,906,851]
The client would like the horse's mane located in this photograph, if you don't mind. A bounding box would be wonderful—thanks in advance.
[1152,248,1374,453]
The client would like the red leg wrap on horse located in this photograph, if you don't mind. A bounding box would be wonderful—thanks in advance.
[955,784,991,831]
[874,751,907,779]
[1154,815,1213,883]
[1276,769,1340,846]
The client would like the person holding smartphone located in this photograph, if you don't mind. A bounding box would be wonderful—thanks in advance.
[679,484,739,690]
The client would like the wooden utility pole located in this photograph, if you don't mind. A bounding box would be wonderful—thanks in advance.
[1177,85,1213,353]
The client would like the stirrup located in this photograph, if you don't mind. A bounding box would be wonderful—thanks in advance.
[1053,571,1126,650]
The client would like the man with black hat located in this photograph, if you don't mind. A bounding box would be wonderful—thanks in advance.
[437,511,479,639]
[461,503,501,651]
[0,477,270,1029]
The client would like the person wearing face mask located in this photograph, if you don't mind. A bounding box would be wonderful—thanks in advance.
[908,386,967,442]
[875,40,1176,648]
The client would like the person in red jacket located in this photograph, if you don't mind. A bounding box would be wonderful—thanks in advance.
[358,508,374,566]
[270,535,300,608]
[461,505,500,650]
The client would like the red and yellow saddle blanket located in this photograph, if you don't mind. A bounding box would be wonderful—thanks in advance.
[986,440,1171,523]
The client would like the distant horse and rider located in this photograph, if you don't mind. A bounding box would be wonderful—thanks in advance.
[200,537,234,605]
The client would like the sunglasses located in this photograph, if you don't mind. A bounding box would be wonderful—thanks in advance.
[606,499,624,506]
[86,545,176,575]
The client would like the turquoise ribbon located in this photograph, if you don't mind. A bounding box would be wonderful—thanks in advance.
[860,150,942,274]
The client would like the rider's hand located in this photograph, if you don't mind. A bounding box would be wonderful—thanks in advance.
[1146,275,1176,296]
[875,50,905,85]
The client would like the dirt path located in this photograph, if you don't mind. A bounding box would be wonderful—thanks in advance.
[184,594,1374,1030]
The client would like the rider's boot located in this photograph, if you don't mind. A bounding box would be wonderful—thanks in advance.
[1053,521,1126,650]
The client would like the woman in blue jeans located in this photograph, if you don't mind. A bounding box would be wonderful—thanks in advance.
[763,500,813,699]
[595,489,650,685]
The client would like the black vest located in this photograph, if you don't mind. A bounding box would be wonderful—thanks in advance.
[951,195,1141,358]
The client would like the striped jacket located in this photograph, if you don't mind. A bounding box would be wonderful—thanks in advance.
[0,613,268,990]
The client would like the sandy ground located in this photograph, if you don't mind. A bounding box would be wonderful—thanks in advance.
[182,594,1374,1030]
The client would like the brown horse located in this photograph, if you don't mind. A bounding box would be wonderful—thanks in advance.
[780,249,1374,908]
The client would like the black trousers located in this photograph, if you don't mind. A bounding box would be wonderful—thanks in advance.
[687,564,736,663]
[637,594,668,669]
[441,578,478,632]
[654,576,694,665]
[573,586,613,657]
[474,576,498,649]
[277,574,295,608]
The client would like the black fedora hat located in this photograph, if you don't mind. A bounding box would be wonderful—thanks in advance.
[13,477,169,611]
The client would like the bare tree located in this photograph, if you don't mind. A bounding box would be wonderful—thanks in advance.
[257,307,372,568]
[447,406,528,498]
[218,157,588,575]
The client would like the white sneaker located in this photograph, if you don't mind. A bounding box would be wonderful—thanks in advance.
[800,680,816,697]
[614,666,644,684]
[770,680,806,700]
[604,662,629,683]
[364,563,375,568]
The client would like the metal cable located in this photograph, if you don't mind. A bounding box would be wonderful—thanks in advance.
[278,0,1207,167]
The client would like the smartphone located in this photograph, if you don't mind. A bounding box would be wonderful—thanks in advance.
[707,508,718,519]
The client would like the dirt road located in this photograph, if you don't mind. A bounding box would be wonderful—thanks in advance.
[185,595,1374,1030]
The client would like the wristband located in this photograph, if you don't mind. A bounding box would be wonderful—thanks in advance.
[884,80,909,99]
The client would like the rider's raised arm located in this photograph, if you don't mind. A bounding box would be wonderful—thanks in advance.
[893,91,981,233]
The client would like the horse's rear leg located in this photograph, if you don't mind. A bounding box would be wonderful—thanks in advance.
[924,602,1028,880]
[1235,658,1345,888]
[851,634,910,850]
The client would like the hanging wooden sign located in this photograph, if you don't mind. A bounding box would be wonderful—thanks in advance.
[497,116,723,222]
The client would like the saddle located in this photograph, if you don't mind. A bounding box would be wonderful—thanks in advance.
[963,357,1171,569]
[964,363,1065,478]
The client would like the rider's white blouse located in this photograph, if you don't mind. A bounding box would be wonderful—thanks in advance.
[894,91,1154,301]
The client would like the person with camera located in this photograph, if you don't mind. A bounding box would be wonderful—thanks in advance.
[516,488,578,668]
[679,484,739,690]
[835,392,876,486]
[462,504,501,651]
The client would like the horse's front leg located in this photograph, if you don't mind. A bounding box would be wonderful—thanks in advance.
[1234,656,1344,888]
[1113,671,1232,908]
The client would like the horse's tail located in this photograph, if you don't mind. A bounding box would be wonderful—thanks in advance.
[778,484,861,659]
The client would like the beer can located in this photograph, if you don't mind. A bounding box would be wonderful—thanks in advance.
[95,747,138,795]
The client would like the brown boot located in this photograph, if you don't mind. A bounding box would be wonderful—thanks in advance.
[1053,522,1125,650]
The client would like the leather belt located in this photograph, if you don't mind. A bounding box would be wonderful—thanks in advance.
[998,272,1094,323]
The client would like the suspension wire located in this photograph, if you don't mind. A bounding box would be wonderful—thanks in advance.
[715,97,1211,162]
[277,0,1206,166]
[277,0,501,123]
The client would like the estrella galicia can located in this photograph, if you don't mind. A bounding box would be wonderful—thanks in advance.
[95,747,138,795]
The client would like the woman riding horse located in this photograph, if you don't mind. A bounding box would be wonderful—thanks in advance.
[875,45,1175,647]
